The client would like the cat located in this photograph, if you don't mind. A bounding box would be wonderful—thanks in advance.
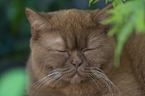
[25,4,145,96]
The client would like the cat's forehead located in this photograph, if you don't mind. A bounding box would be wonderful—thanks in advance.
[40,9,94,28]
[41,33,65,50]
[38,9,107,50]
[41,30,104,51]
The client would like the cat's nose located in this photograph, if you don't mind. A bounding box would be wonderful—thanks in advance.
[72,60,82,69]
[70,50,83,68]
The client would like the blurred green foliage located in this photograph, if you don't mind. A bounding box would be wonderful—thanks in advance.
[106,0,145,67]
[89,0,126,6]
[0,68,27,96]
[91,0,145,67]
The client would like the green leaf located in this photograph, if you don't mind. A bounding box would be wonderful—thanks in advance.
[93,0,100,4]
[135,6,145,33]
[89,0,94,6]
[115,20,133,67]
[104,0,145,66]
[113,0,124,7]
[106,0,109,4]
[90,0,126,7]
[89,0,145,67]
[89,0,100,6]
[108,24,122,36]
[0,68,27,96]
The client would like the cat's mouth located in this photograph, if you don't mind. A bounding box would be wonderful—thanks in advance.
[70,73,83,84]
[64,72,85,84]
[62,68,88,84]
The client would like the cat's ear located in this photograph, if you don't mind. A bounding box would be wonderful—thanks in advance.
[93,4,113,22]
[25,8,50,29]
[92,4,113,31]
[25,8,51,39]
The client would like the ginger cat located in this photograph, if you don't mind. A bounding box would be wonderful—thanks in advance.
[26,4,145,96]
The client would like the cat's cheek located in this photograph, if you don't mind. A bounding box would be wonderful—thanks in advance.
[83,51,89,56]
[83,51,92,63]
[83,50,94,59]
[52,52,69,68]
[83,51,101,68]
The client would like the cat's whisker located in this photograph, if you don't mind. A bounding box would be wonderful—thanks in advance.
[30,78,50,96]
[85,67,103,72]
[31,71,58,89]
[93,69,118,91]
[92,70,119,96]
[34,77,58,96]
[52,76,65,88]
[50,68,62,73]
[61,69,73,73]
[31,76,62,96]
[61,69,75,78]
[98,76,113,96]
[37,73,62,93]
[30,70,62,96]
[92,71,113,96]
[87,73,100,88]
[89,73,104,88]
[80,69,91,73]
[88,73,112,95]
[57,75,66,87]
[30,78,53,96]
[31,75,51,90]
[60,67,71,73]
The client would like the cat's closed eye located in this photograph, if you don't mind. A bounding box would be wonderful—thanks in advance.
[55,49,67,52]
[82,48,97,52]
[54,49,70,56]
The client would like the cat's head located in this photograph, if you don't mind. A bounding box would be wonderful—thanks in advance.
[26,4,115,86]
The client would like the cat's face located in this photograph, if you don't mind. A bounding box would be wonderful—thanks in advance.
[26,7,114,85]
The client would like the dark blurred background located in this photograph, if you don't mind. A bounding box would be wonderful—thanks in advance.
[0,0,109,74]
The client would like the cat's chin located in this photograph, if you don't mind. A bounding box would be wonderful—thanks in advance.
[64,73,86,84]
[70,74,82,84]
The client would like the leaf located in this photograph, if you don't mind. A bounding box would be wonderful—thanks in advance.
[89,0,100,6]
[135,6,145,33]
[108,24,122,36]
[90,0,145,67]
[106,0,109,4]
[104,0,145,67]
[115,20,134,67]
[112,0,124,7]
[93,0,100,4]
[0,68,27,96]
[89,0,94,6]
